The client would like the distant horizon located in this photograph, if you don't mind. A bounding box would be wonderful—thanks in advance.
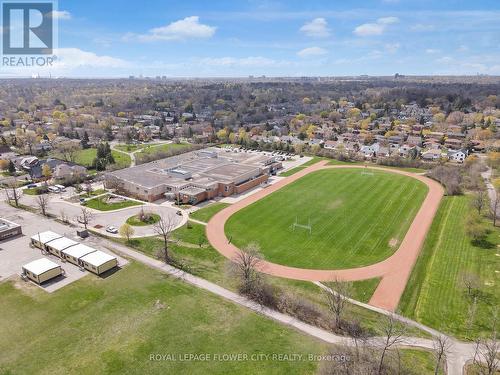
[1,74,500,80]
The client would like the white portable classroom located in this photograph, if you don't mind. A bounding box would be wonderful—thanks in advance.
[44,237,78,258]
[62,243,96,266]
[79,251,118,275]
[30,231,63,250]
[22,258,62,284]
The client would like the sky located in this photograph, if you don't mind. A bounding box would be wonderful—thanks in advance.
[1,0,500,77]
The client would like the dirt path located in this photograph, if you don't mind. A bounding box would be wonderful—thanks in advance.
[206,161,444,311]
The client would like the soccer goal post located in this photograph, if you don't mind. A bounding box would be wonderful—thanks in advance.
[291,216,312,234]
[361,165,374,176]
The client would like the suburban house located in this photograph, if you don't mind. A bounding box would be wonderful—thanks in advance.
[448,149,468,163]
[421,149,443,161]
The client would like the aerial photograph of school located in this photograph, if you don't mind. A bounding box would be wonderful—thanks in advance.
[0,1,499,374]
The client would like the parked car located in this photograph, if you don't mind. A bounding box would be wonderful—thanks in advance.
[54,184,66,192]
[106,226,118,234]
[48,186,60,193]
[26,184,37,188]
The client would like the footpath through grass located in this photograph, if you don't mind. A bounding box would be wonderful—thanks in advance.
[0,262,327,374]
[226,168,428,269]
[399,195,500,340]
[190,202,230,223]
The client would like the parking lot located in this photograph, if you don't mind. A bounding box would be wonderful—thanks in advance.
[0,202,128,292]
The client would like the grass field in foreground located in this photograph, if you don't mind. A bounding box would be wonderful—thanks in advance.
[0,261,439,374]
[190,202,230,223]
[0,262,325,374]
[399,196,500,340]
[225,169,428,269]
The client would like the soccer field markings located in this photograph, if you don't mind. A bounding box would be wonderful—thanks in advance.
[207,161,445,311]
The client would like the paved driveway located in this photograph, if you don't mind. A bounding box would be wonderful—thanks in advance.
[14,191,186,238]
[0,202,128,291]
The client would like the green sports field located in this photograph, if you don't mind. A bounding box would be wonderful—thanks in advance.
[225,168,428,269]
[399,196,500,339]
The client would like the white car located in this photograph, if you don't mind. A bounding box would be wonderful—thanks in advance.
[106,226,118,234]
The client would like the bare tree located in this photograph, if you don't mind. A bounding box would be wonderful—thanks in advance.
[55,140,82,163]
[84,181,93,196]
[119,223,135,242]
[461,272,481,298]
[377,314,406,375]
[432,335,452,375]
[345,319,368,361]
[471,189,487,215]
[60,209,69,224]
[4,179,21,207]
[491,177,500,227]
[231,242,262,293]
[36,194,50,216]
[324,279,352,330]
[153,215,176,263]
[473,337,499,375]
[78,207,94,229]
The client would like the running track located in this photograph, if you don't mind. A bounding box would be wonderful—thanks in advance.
[206,161,444,311]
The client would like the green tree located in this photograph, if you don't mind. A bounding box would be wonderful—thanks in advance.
[8,160,16,175]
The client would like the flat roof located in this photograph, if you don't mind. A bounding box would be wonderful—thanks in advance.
[62,243,96,259]
[180,186,206,196]
[0,217,21,230]
[46,237,78,251]
[23,258,60,275]
[30,231,62,244]
[107,147,271,188]
[80,250,116,267]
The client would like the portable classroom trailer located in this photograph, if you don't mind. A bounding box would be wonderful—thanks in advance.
[0,218,22,240]
[79,251,118,275]
[44,237,78,258]
[61,244,96,266]
[30,231,63,251]
[22,258,62,284]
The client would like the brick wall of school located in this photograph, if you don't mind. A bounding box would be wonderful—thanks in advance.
[235,174,268,194]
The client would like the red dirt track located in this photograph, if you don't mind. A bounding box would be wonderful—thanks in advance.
[206,161,444,311]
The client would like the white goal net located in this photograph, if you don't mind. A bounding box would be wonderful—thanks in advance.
[291,216,312,234]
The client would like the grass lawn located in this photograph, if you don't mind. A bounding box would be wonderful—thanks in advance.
[114,143,159,153]
[85,195,143,211]
[279,166,307,177]
[52,148,131,170]
[137,143,191,156]
[0,262,328,374]
[190,202,230,223]
[126,213,161,226]
[120,222,430,339]
[23,187,41,195]
[325,278,381,304]
[399,196,500,340]
[226,168,428,270]
[80,189,107,198]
